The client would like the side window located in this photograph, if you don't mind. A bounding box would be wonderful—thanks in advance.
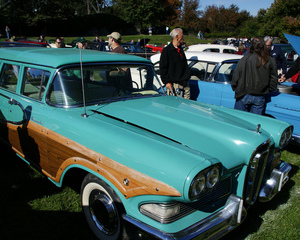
[23,67,50,100]
[0,63,20,92]
[223,49,236,54]
[214,63,237,83]
[203,48,220,53]
[188,61,216,81]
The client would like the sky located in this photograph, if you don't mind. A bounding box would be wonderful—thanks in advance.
[200,0,275,17]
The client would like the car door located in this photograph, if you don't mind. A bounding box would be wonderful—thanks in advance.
[0,62,25,142]
[188,60,224,105]
[0,62,53,170]
[215,61,238,108]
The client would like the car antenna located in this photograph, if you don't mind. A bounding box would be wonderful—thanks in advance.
[80,49,88,118]
[144,37,148,58]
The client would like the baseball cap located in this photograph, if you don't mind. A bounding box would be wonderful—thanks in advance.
[107,32,121,41]
[76,37,86,43]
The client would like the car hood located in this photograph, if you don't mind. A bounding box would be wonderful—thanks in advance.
[90,96,271,170]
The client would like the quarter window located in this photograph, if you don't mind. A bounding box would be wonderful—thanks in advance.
[0,64,20,92]
[214,63,237,83]
[223,49,236,54]
[23,68,50,100]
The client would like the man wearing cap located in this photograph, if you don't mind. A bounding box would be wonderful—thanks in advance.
[107,32,126,54]
[75,37,87,49]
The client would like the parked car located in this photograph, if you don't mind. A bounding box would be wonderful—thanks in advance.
[47,38,72,48]
[7,38,50,47]
[67,38,92,48]
[0,41,47,48]
[151,51,300,145]
[275,43,298,68]
[187,43,237,54]
[89,41,155,59]
[146,43,165,53]
[0,47,293,240]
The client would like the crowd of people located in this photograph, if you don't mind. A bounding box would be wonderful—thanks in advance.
[3,25,299,116]
[159,29,299,117]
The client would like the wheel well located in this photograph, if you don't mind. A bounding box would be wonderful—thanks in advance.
[62,167,89,193]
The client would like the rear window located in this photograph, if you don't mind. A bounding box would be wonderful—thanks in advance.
[22,67,51,100]
[0,63,20,92]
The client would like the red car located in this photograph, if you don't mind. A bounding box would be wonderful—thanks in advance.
[146,43,165,53]
[6,38,50,47]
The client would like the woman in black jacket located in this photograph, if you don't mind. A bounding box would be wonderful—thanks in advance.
[231,37,278,115]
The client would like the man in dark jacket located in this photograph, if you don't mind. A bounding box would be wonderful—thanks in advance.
[264,36,287,76]
[159,28,190,99]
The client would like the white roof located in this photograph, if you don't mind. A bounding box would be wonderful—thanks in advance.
[150,51,243,64]
[186,44,237,52]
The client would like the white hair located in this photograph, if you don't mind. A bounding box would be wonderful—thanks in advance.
[264,36,273,43]
[170,28,183,40]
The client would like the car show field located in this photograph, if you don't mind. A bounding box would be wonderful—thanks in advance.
[0,39,299,240]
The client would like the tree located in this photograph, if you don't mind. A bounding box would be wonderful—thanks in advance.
[161,0,182,27]
[112,0,164,33]
[180,0,201,32]
[257,0,300,38]
[1,0,84,26]
[86,0,107,14]
[201,4,250,34]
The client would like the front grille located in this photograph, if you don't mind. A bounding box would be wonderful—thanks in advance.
[244,140,271,205]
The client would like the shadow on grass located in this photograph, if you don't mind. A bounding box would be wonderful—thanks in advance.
[286,143,300,154]
[0,143,97,240]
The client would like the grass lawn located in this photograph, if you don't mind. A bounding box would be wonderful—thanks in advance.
[1,141,299,240]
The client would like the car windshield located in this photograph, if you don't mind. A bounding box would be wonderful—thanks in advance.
[47,64,164,107]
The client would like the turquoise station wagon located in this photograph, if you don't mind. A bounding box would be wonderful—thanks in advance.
[0,48,293,240]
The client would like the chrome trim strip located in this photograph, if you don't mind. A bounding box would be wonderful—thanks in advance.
[244,140,270,205]
[123,194,246,240]
[259,161,292,202]
[291,134,300,146]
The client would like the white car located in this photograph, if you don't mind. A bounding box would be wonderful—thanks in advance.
[186,44,237,54]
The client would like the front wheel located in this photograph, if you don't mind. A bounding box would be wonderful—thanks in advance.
[81,173,128,240]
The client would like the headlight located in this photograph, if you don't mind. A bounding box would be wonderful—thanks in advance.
[206,166,220,189]
[189,172,206,200]
[279,126,293,148]
[189,165,221,201]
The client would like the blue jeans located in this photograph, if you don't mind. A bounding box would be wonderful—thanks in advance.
[234,94,266,115]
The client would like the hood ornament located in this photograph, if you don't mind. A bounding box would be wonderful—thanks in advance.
[256,124,261,133]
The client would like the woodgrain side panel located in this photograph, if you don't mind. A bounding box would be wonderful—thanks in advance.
[6,120,181,199]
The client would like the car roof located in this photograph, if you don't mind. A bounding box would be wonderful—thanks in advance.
[150,51,242,64]
[187,44,237,51]
[0,47,150,68]
[184,51,243,62]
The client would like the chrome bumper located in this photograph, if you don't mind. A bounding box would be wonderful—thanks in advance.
[259,161,291,202]
[291,134,300,146]
[123,194,246,240]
